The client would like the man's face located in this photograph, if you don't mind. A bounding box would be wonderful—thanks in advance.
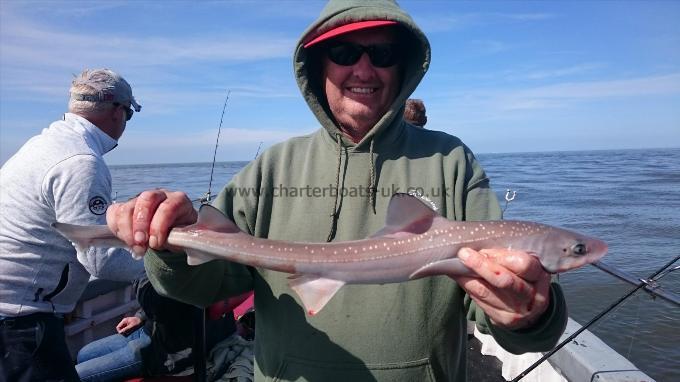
[322,27,400,142]
[110,103,130,140]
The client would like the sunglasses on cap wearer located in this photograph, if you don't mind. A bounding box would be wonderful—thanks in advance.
[113,102,134,121]
[326,42,400,68]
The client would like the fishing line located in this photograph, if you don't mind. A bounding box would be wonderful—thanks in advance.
[511,254,680,382]
[625,294,642,359]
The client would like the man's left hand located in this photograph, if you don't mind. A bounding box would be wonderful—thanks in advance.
[116,316,143,335]
[452,247,551,330]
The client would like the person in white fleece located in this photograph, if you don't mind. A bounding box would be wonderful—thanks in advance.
[0,68,145,382]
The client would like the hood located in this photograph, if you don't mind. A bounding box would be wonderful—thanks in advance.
[294,0,431,149]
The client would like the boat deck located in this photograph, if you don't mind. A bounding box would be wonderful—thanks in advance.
[468,335,505,381]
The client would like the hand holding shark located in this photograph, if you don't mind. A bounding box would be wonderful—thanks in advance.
[106,189,197,258]
[455,247,552,329]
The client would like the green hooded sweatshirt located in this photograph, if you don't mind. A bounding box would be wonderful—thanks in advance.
[144,1,568,381]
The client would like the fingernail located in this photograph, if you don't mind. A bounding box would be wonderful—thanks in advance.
[458,248,471,261]
[149,235,158,249]
[132,245,146,258]
[134,231,146,244]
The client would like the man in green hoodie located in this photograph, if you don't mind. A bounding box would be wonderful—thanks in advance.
[107,1,567,381]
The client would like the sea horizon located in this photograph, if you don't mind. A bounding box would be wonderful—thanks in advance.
[107,146,680,168]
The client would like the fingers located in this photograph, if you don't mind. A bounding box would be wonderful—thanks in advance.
[458,276,524,328]
[148,191,197,249]
[106,189,197,256]
[483,248,546,282]
[131,190,168,253]
[107,200,137,250]
[458,248,515,289]
[482,248,553,314]
[116,318,130,333]
[457,275,526,315]
[455,247,553,329]
[458,276,539,329]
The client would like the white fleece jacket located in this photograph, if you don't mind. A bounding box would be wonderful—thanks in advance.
[0,113,144,316]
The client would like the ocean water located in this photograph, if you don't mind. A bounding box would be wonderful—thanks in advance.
[110,148,680,381]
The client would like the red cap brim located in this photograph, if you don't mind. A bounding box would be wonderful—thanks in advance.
[304,20,398,48]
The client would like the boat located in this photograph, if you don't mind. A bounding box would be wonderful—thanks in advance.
[65,279,656,382]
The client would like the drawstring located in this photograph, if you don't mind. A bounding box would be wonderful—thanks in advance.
[327,133,342,242]
[326,134,377,241]
[368,138,376,214]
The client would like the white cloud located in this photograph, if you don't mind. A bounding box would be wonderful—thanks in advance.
[0,4,300,112]
[0,19,294,70]
[500,72,680,110]
[499,13,554,21]
[415,11,555,33]
[104,125,317,164]
[467,40,514,55]
[520,63,605,81]
[128,126,312,147]
[437,72,680,112]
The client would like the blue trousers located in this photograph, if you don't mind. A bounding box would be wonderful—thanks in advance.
[75,326,151,382]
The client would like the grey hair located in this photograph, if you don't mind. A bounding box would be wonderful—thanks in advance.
[68,69,118,114]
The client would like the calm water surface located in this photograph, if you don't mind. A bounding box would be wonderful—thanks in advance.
[110,148,679,381]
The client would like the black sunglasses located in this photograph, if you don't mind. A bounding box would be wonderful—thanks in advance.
[113,102,134,121]
[326,42,400,68]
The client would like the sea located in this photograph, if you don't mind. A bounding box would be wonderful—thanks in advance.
[110,147,680,382]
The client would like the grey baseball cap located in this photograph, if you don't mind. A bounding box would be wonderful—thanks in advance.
[70,68,141,112]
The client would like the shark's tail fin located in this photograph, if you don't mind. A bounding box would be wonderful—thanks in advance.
[52,222,129,254]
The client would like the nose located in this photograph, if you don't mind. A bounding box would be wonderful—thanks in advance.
[352,52,377,81]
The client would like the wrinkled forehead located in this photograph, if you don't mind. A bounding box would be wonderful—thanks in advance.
[329,26,398,45]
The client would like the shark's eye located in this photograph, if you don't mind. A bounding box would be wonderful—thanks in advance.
[571,243,587,256]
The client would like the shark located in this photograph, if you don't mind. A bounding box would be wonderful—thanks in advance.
[53,193,608,315]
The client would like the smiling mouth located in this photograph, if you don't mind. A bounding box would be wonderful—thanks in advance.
[348,87,377,94]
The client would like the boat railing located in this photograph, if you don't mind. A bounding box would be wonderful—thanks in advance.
[64,279,139,358]
[471,319,656,381]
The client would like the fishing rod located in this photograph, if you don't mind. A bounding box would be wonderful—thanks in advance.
[254,141,263,160]
[500,189,678,305]
[593,260,680,306]
[511,254,680,382]
[191,91,232,382]
[199,90,231,205]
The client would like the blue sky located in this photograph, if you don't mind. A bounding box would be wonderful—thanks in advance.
[1,0,678,165]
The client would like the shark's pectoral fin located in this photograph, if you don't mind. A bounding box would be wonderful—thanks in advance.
[185,249,216,266]
[409,259,476,280]
[288,275,345,316]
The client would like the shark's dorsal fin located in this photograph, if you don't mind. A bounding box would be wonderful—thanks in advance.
[371,193,437,238]
[197,205,241,233]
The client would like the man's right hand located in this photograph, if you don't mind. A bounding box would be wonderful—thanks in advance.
[106,189,198,258]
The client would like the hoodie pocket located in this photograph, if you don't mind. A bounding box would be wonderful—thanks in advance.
[272,356,435,382]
